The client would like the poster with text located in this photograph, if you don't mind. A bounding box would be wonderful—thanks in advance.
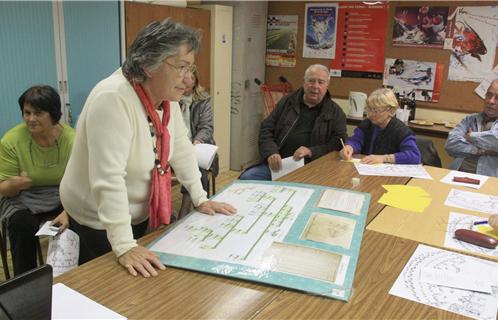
[392,6,449,48]
[266,15,298,67]
[303,3,338,59]
[383,58,444,102]
[446,6,498,82]
[329,2,388,79]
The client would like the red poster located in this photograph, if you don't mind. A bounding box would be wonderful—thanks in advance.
[329,2,388,79]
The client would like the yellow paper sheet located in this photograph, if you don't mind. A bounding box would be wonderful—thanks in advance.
[382,185,430,197]
[477,225,498,240]
[378,192,431,213]
[378,185,431,213]
[341,158,361,163]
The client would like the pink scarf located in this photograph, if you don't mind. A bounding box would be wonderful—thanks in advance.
[132,82,172,228]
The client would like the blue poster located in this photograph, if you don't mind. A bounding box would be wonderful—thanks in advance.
[149,180,370,301]
[303,3,338,59]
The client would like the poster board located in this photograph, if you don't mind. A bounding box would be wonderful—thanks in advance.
[266,1,498,113]
[149,180,371,301]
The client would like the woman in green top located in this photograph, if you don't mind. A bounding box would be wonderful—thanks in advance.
[0,85,75,275]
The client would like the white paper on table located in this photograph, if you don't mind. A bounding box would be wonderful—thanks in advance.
[389,244,498,320]
[317,189,365,215]
[150,182,315,267]
[271,156,304,181]
[443,212,498,259]
[420,266,493,294]
[52,283,126,319]
[194,143,218,170]
[47,229,79,277]
[353,163,433,180]
[440,171,489,190]
[444,189,498,215]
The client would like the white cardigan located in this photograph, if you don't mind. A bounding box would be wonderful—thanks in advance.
[60,69,208,257]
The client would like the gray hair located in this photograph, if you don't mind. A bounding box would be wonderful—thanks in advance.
[122,18,200,83]
[304,64,330,80]
[367,88,399,110]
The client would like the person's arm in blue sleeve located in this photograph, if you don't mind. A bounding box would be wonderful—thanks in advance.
[346,127,365,154]
[394,135,421,164]
[445,116,479,158]
[466,122,498,152]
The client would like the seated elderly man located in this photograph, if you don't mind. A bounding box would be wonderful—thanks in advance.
[445,79,498,177]
[240,64,347,180]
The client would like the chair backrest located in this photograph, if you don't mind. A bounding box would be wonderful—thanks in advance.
[0,264,53,320]
[415,136,442,168]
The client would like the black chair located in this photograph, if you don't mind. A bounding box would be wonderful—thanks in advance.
[0,208,61,280]
[0,264,53,320]
[416,136,442,167]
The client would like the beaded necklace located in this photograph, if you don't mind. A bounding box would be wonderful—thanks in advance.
[131,80,173,227]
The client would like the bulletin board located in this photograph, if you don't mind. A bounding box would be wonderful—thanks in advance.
[266,1,498,113]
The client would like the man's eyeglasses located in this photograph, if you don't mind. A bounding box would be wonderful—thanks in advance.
[365,107,391,114]
[484,91,498,101]
[163,61,196,76]
[305,78,328,85]
[29,139,60,168]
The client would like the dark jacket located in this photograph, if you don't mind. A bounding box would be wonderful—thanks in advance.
[358,117,413,155]
[259,87,347,162]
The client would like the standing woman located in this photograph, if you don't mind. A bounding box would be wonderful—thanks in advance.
[60,19,236,278]
[0,85,74,275]
[178,69,218,218]
[340,88,421,164]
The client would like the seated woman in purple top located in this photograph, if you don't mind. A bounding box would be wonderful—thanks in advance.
[340,88,421,164]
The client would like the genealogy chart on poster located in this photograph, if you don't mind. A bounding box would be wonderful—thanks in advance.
[149,180,371,301]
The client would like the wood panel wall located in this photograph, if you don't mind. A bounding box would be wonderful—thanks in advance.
[124,2,211,89]
[266,1,498,113]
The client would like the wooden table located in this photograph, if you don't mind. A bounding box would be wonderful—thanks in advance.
[55,152,469,319]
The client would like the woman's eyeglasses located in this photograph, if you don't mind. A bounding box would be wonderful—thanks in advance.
[163,61,197,76]
[365,107,391,114]
[29,139,60,168]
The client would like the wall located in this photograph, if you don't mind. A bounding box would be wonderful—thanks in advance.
[266,1,498,115]
[265,1,498,168]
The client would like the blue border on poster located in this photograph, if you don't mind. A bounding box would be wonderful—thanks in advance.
[148,180,370,301]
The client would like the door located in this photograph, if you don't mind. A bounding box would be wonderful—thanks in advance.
[0,1,58,136]
[62,1,121,124]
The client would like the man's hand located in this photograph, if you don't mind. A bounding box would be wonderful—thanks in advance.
[50,211,69,233]
[293,146,312,161]
[197,200,237,216]
[118,246,166,277]
[489,214,498,231]
[340,145,354,160]
[267,153,282,171]
[360,155,385,165]
[478,149,498,156]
